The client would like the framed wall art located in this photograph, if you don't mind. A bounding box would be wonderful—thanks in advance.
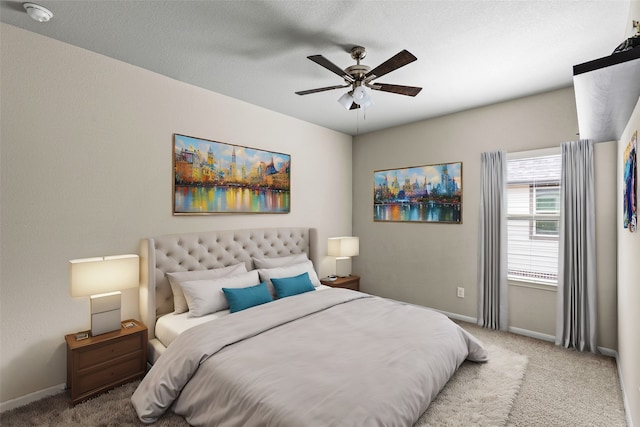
[374,162,462,223]
[623,130,637,232]
[173,134,290,215]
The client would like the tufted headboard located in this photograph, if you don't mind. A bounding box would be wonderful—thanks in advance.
[139,228,317,340]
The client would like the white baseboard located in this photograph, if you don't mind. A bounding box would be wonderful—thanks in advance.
[436,309,477,324]
[508,326,555,342]
[442,312,556,344]
[606,349,635,427]
[0,383,66,413]
[597,346,617,358]
[435,310,622,359]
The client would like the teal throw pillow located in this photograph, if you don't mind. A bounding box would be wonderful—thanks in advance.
[222,282,273,313]
[271,272,316,299]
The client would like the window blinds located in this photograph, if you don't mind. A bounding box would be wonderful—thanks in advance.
[507,153,561,284]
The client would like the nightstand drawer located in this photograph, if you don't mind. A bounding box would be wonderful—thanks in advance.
[76,352,144,396]
[76,334,142,369]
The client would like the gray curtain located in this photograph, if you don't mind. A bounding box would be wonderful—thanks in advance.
[477,151,508,330]
[556,139,597,353]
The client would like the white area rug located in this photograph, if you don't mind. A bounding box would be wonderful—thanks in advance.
[415,344,528,427]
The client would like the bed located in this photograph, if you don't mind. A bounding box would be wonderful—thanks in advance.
[132,227,488,426]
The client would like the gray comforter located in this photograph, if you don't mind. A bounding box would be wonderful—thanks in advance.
[132,288,488,426]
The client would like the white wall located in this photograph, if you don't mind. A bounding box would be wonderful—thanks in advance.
[0,24,353,405]
[352,87,618,350]
[617,97,640,427]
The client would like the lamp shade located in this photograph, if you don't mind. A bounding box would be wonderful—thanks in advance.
[70,254,139,297]
[327,237,360,258]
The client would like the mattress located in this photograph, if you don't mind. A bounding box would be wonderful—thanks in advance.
[155,284,333,348]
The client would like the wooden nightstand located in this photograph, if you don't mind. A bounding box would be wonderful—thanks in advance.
[65,319,147,405]
[320,275,360,291]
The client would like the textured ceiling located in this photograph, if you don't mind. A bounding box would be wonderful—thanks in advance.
[0,1,633,135]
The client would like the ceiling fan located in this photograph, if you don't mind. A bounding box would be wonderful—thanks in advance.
[295,46,422,110]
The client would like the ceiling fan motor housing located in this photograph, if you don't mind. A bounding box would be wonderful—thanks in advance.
[345,65,371,82]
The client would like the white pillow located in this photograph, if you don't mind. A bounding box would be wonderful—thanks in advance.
[257,260,322,296]
[166,263,247,314]
[180,270,260,317]
[252,253,309,269]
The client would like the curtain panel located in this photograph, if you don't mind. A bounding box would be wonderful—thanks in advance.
[477,151,508,330]
[556,139,597,353]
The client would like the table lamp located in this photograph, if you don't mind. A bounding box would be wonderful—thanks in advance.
[69,254,139,336]
[327,236,359,277]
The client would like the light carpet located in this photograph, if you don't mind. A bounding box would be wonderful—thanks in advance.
[1,343,526,426]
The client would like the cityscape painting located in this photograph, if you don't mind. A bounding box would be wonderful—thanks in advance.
[374,162,462,223]
[173,134,290,215]
[623,130,637,232]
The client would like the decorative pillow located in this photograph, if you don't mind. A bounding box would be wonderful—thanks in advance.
[166,263,247,314]
[180,270,260,317]
[252,253,309,269]
[271,272,316,299]
[223,282,273,313]
[257,260,322,295]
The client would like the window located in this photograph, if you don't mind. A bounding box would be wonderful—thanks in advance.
[533,186,560,237]
[507,149,561,284]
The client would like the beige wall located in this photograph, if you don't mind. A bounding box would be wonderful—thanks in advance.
[352,87,618,351]
[617,97,640,427]
[0,24,352,404]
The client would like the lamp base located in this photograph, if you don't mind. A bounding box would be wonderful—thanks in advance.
[335,257,351,278]
[90,291,122,336]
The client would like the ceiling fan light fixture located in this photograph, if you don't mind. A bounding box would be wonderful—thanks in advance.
[23,3,53,22]
[352,86,373,109]
[352,86,367,104]
[338,92,354,110]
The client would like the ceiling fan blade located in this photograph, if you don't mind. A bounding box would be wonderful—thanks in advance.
[365,50,417,80]
[295,84,350,96]
[307,55,353,81]
[350,102,360,110]
[370,83,422,97]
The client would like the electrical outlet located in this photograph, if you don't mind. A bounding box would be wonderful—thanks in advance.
[457,287,465,298]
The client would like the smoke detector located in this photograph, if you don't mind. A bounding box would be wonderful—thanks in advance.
[23,3,53,23]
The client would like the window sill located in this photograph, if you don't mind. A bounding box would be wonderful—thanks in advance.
[508,278,557,292]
